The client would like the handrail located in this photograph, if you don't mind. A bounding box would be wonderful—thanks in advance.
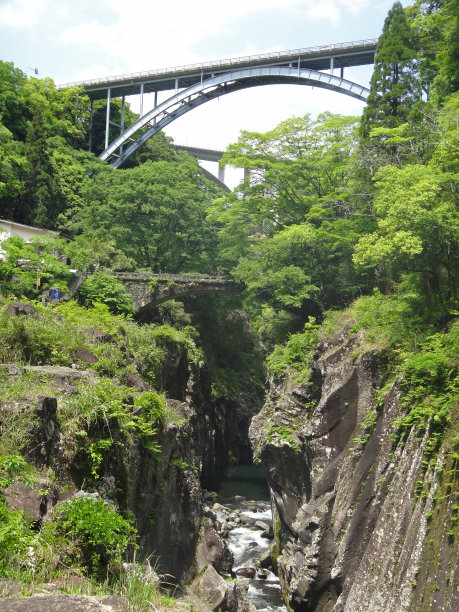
[111,272,235,282]
[58,38,377,89]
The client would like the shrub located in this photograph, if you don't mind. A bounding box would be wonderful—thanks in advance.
[126,322,201,387]
[79,273,133,315]
[54,300,128,335]
[0,501,34,575]
[52,495,137,576]
[0,455,38,576]
[394,322,459,438]
[0,306,83,365]
[116,556,176,611]
[59,379,165,479]
[267,318,319,381]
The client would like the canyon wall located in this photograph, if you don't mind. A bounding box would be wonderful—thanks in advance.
[250,323,458,611]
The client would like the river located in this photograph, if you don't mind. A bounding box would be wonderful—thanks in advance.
[215,465,287,612]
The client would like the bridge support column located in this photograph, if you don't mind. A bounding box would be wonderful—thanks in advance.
[89,99,94,152]
[120,96,125,154]
[140,83,144,117]
[105,88,111,150]
[218,164,225,183]
[330,56,334,75]
[121,96,125,130]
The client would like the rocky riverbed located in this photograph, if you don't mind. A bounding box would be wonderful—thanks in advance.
[207,497,285,612]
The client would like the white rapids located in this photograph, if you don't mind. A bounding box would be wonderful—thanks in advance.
[220,498,287,611]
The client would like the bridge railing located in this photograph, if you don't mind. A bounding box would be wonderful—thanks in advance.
[58,38,378,89]
[111,272,236,283]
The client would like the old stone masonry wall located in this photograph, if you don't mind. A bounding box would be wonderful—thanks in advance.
[250,322,458,612]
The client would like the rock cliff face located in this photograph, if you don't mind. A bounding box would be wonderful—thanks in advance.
[1,352,257,611]
[250,323,458,611]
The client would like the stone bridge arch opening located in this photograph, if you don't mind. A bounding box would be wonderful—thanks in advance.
[110,272,243,312]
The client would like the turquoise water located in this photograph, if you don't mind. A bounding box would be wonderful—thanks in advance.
[215,464,270,501]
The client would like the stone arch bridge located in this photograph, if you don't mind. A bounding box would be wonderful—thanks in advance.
[110,272,242,310]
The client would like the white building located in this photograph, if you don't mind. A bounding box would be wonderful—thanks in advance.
[0,219,59,260]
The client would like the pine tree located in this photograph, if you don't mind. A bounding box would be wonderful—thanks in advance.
[23,109,55,227]
[360,2,421,137]
[433,0,459,98]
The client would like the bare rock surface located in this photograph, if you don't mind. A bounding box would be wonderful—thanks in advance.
[250,322,458,611]
[24,365,98,380]
[72,348,98,364]
[0,594,119,611]
[5,303,37,317]
[196,516,233,574]
[191,565,254,612]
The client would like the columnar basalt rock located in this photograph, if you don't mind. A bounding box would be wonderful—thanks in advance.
[250,324,458,612]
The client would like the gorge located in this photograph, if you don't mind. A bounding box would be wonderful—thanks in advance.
[1,0,458,609]
[0,298,457,611]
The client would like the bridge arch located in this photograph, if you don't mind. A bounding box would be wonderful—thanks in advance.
[99,66,370,168]
[109,272,243,310]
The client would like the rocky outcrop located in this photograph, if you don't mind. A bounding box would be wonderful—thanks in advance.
[190,565,253,612]
[0,594,120,611]
[0,294,266,612]
[0,352,253,603]
[3,394,63,523]
[250,323,458,611]
[196,516,233,575]
[124,409,203,584]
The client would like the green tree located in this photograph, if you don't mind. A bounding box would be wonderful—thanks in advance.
[431,0,459,98]
[407,0,448,97]
[79,271,134,315]
[353,163,458,303]
[209,113,372,341]
[361,2,421,138]
[429,91,459,172]
[209,113,362,267]
[23,108,56,226]
[0,123,27,220]
[0,234,71,298]
[0,63,90,227]
[0,62,29,141]
[71,155,221,272]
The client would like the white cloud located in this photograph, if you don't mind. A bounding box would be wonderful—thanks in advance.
[303,0,371,25]
[0,0,49,28]
[1,0,381,164]
[58,0,377,81]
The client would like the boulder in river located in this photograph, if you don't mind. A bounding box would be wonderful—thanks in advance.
[234,567,257,579]
[191,564,253,611]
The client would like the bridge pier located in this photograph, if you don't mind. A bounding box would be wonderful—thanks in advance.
[89,99,94,152]
[105,88,111,150]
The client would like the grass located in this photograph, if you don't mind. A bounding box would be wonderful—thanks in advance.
[115,558,177,611]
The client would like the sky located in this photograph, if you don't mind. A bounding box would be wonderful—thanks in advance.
[0,0,411,186]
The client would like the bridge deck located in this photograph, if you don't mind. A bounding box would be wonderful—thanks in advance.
[59,39,377,100]
[111,272,235,283]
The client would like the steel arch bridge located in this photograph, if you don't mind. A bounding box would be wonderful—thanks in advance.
[59,39,376,168]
